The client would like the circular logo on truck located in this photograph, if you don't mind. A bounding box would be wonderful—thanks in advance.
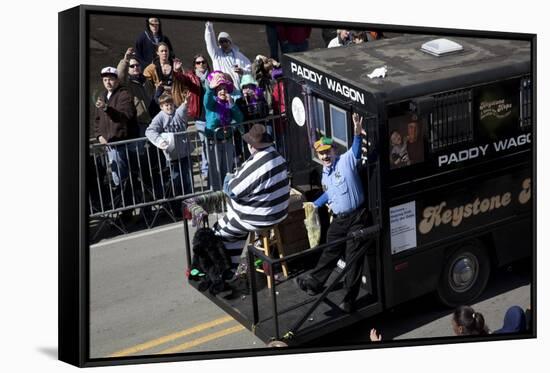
[291,97,306,127]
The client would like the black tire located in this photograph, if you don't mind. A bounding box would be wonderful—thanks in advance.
[437,241,491,307]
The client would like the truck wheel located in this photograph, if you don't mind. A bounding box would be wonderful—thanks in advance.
[437,241,490,307]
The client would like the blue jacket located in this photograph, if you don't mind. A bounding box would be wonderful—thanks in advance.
[204,86,244,139]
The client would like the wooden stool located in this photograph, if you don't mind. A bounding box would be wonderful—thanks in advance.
[249,225,288,288]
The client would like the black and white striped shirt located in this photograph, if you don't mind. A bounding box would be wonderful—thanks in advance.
[225,146,290,227]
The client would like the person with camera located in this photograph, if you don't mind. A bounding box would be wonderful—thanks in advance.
[117,47,155,137]
[235,75,268,121]
[204,21,251,90]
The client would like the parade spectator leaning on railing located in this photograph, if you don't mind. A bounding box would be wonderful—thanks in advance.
[94,66,137,188]
[145,92,192,212]
[203,71,244,190]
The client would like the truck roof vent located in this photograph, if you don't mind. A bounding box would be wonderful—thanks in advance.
[421,38,463,56]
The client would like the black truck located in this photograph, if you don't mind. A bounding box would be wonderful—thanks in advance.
[185,34,533,345]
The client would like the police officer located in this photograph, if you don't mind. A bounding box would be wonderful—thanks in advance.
[297,113,369,313]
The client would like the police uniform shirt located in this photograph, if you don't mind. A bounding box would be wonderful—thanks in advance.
[321,143,364,215]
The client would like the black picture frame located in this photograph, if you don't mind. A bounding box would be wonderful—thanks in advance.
[59,5,536,368]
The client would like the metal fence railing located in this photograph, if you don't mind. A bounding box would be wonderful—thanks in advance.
[89,114,288,239]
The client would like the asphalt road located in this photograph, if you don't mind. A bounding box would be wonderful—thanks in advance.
[89,220,264,359]
[89,221,531,358]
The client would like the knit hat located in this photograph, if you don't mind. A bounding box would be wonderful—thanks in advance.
[240,74,258,89]
[217,31,232,43]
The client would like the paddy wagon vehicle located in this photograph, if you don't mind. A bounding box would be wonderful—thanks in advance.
[185,34,533,345]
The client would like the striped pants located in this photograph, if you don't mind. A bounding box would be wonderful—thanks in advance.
[214,202,272,269]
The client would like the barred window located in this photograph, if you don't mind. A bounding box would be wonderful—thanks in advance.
[520,77,532,129]
[430,89,473,151]
[313,97,326,135]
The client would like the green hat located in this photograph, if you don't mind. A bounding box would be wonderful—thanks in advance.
[240,74,258,89]
[314,136,334,152]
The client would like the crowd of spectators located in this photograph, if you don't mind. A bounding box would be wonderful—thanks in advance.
[91,18,384,217]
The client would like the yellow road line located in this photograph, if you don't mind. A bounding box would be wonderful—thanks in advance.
[109,315,235,357]
[156,325,246,354]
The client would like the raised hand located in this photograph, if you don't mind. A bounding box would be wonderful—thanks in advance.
[124,47,135,61]
[352,113,364,136]
[370,328,382,342]
[173,58,183,72]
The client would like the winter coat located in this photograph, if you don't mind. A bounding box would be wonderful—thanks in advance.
[272,80,285,115]
[203,86,244,139]
[134,19,174,66]
[117,58,155,126]
[94,85,137,142]
[174,69,203,120]
[143,60,189,108]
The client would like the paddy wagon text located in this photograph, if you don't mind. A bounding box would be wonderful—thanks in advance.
[438,133,531,167]
[290,62,365,105]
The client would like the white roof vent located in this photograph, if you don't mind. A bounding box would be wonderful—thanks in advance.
[421,38,463,56]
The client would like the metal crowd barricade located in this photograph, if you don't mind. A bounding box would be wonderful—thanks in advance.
[88,127,208,239]
[207,113,289,191]
[89,110,289,240]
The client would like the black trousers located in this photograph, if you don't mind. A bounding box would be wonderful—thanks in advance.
[310,208,368,302]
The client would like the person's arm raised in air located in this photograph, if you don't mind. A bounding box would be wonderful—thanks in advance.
[204,21,220,60]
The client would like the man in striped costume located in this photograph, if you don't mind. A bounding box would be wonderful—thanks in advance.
[214,123,290,269]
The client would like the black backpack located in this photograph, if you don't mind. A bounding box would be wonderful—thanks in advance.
[189,228,233,294]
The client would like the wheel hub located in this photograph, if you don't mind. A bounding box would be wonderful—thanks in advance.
[449,253,479,293]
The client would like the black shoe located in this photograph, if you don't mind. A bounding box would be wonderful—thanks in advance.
[295,276,321,296]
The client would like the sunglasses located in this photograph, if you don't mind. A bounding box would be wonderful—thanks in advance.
[129,64,140,68]
[195,60,206,65]
[219,39,230,44]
